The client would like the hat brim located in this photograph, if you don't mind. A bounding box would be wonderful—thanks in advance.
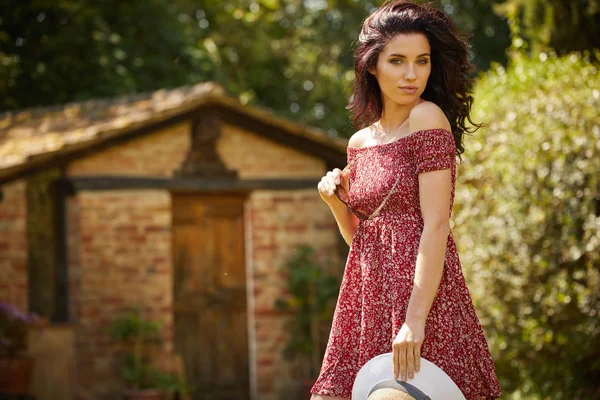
[352,353,467,400]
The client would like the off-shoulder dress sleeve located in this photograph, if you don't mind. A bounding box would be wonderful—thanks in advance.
[412,128,456,174]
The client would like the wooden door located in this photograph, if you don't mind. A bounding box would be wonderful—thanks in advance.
[172,194,249,400]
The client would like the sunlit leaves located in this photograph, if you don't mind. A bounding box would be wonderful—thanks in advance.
[1,0,513,137]
[455,49,600,399]
[494,0,600,57]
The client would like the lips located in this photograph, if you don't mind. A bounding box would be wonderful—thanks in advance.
[399,86,418,94]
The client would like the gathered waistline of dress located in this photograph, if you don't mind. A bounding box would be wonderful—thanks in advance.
[356,210,424,225]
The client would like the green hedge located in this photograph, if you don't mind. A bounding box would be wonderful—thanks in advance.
[453,50,600,399]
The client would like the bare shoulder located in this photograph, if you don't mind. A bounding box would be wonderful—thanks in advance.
[408,101,452,133]
[347,127,371,149]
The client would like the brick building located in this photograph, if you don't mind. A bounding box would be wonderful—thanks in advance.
[0,82,347,400]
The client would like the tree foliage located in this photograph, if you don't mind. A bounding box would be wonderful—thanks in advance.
[1,0,512,136]
[0,0,203,110]
[144,0,512,137]
[454,49,600,399]
[494,0,600,57]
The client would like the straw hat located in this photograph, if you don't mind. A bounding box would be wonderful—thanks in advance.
[352,353,467,400]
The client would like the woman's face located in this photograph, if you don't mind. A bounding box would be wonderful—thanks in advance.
[368,32,432,105]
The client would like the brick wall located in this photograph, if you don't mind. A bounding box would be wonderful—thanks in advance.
[63,119,342,399]
[66,123,188,397]
[248,189,342,400]
[218,123,325,179]
[67,122,190,177]
[0,180,28,312]
[66,190,173,399]
[67,120,326,180]
[220,124,342,399]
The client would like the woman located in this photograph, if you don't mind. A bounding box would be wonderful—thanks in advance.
[312,1,502,399]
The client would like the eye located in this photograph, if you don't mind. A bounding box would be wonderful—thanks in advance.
[418,59,429,64]
[390,59,402,64]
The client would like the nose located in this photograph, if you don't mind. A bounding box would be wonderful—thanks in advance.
[405,64,417,81]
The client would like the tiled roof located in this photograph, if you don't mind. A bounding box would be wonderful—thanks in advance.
[0,81,347,182]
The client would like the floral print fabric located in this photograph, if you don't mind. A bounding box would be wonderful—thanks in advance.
[311,129,502,400]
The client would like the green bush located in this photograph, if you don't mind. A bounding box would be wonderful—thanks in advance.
[275,245,340,378]
[454,49,600,399]
[108,309,191,394]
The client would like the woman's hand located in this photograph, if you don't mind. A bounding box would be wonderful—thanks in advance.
[392,321,425,382]
[317,167,349,205]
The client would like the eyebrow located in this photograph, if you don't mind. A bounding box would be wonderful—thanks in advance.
[388,53,430,58]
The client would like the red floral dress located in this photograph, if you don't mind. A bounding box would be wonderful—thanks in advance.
[310,129,502,399]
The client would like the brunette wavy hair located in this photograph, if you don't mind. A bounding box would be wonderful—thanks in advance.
[347,0,483,159]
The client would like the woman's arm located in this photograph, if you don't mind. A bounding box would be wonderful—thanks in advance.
[393,101,454,382]
[318,166,359,246]
[324,129,365,246]
[393,167,451,380]
[405,167,452,324]
[328,198,359,246]
[394,167,452,382]
[406,103,453,325]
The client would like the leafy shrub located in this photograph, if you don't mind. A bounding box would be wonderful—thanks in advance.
[454,49,600,399]
[275,245,340,378]
[108,309,190,394]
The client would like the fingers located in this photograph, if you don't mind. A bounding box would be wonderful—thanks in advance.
[415,343,421,373]
[341,165,350,177]
[394,342,419,382]
[325,171,336,192]
[393,342,399,380]
[318,169,343,197]
[393,323,425,382]
[398,342,407,381]
[318,181,334,197]
[406,342,414,380]
[339,166,350,191]
[393,341,408,381]
[317,181,325,196]
[331,168,342,185]
[393,340,422,382]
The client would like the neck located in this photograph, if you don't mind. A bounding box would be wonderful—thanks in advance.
[379,96,423,134]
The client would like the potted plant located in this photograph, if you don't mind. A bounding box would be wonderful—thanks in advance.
[275,245,340,398]
[108,309,190,400]
[0,301,44,394]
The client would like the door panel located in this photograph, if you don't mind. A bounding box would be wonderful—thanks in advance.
[172,194,249,400]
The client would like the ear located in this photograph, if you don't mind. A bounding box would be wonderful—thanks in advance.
[367,66,376,76]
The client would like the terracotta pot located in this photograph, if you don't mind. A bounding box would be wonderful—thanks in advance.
[0,357,34,394]
[123,388,166,400]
